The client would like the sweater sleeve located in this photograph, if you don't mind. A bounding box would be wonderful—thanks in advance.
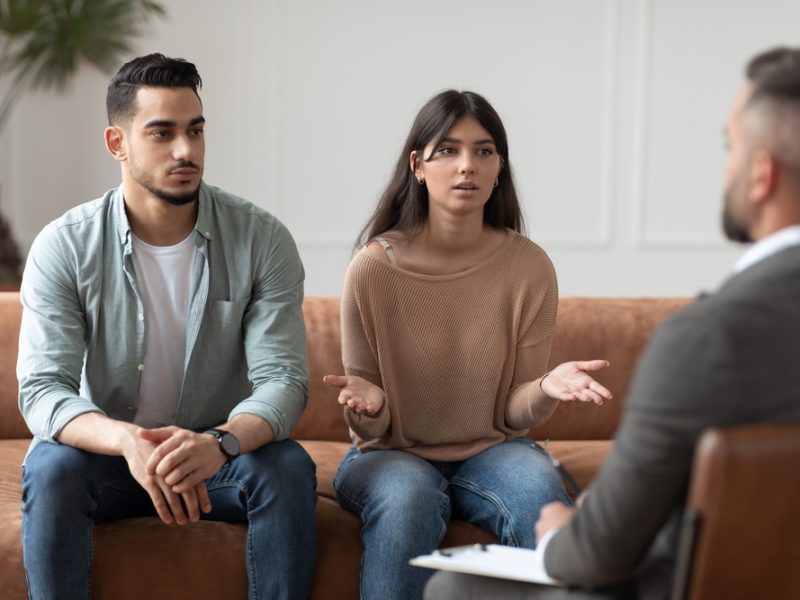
[504,252,560,429]
[340,254,391,440]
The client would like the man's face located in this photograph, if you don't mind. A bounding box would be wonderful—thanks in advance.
[722,84,754,243]
[120,86,205,205]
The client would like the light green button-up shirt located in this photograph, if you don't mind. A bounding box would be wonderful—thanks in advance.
[17,183,308,457]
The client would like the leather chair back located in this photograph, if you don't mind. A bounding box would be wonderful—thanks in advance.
[672,424,800,600]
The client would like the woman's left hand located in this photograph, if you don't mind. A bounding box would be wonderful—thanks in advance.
[540,360,612,405]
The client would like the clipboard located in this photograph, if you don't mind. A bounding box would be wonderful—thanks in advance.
[410,543,565,586]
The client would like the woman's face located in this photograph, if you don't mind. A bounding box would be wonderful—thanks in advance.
[411,115,503,219]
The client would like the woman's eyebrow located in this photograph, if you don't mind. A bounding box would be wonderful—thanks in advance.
[440,136,496,145]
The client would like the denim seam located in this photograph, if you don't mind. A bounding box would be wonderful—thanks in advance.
[86,483,104,600]
[334,484,365,514]
[449,476,517,546]
[206,480,256,598]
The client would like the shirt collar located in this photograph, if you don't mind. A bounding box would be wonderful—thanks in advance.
[112,186,132,247]
[194,183,213,242]
[112,182,214,247]
[734,225,800,273]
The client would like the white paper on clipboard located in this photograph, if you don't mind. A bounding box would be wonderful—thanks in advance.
[409,543,565,586]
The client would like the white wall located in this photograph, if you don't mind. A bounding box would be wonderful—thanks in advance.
[2,0,799,297]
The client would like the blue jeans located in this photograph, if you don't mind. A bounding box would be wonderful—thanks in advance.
[334,437,571,600]
[21,439,317,600]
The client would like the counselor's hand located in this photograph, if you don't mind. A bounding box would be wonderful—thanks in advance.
[535,501,576,545]
[541,360,612,405]
[323,374,385,415]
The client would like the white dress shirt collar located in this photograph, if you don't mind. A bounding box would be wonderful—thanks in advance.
[734,225,800,273]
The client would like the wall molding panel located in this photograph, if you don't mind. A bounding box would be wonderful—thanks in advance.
[4,0,800,296]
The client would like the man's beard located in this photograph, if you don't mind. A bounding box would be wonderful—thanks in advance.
[721,183,752,244]
[131,160,202,206]
[142,180,201,206]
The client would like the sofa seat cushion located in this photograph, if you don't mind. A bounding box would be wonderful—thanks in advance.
[0,440,27,600]
[0,437,612,599]
[298,439,351,500]
[545,440,613,494]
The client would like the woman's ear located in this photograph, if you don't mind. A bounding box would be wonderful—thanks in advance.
[410,150,423,182]
[104,126,126,161]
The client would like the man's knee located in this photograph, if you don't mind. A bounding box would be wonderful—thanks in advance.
[245,439,317,492]
[24,443,96,492]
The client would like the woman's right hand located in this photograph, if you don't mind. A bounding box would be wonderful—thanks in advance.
[323,375,385,415]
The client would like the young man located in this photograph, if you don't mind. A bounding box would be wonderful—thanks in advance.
[17,53,316,599]
[425,46,800,600]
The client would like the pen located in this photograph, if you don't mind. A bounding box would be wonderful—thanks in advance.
[543,439,582,497]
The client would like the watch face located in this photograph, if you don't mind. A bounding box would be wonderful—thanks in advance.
[220,432,240,457]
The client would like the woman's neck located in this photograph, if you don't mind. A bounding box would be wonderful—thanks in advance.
[416,214,486,255]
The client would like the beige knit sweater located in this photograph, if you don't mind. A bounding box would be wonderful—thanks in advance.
[341,230,559,461]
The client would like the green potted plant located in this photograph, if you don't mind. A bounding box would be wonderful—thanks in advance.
[0,0,165,287]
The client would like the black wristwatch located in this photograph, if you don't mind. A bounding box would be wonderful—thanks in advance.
[204,428,240,463]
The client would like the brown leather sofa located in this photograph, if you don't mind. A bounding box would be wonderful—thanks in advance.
[0,292,689,599]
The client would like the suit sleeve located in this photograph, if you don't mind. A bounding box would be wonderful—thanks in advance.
[544,308,738,588]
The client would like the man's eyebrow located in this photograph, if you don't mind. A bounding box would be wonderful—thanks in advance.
[142,116,205,129]
[143,119,176,129]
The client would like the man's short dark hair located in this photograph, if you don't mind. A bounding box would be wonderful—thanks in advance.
[106,53,202,126]
[744,47,800,171]
[747,47,800,103]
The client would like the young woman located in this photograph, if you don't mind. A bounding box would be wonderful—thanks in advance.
[324,90,611,600]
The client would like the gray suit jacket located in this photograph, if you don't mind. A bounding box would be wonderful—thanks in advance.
[544,243,800,599]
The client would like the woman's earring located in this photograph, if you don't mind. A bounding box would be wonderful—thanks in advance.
[417,176,425,184]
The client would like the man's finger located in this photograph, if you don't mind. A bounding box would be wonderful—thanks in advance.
[159,481,188,525]
[144,481,173,524]
[181,487,201,522]
[195,482,212,514]
[137,426,178,443]
[163,457,193,486]
[146,437,183,474]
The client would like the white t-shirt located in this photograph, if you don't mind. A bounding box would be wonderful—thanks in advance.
[131,231,197,427]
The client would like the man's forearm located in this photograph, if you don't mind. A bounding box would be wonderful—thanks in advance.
[220,413,275,454]
[57,412,139,456]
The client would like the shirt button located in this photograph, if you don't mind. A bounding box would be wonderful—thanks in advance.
[138,313,144,321]
[204,231,210,237]
[125,405,134,412]
[137,364,144,371]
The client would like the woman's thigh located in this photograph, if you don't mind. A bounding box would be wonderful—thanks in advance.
[334,445,451,524]
[449,438,571,547]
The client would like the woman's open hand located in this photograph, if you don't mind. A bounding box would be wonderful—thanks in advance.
[323,374,385,415]
[540,360,612,405]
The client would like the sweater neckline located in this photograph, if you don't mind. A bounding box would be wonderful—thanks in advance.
[360,229,519,281]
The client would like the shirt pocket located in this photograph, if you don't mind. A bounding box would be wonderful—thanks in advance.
[202,297,251,373]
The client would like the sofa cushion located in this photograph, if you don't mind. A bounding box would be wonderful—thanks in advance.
[0,440,27,600]
[0,294,28,440]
